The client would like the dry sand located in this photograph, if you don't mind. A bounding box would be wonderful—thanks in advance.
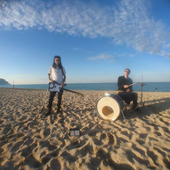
[0,88,170,170]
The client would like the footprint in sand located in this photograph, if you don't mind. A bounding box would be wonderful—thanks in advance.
[49,158,61,169]
[40,128,51,139]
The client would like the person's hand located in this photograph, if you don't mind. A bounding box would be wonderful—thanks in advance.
[49,79,54,83]
[126,89,130,92]
[124,85,129,88]
[61,83,65,87]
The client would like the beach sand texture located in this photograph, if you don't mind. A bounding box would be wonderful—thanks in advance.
[0,88,170,170]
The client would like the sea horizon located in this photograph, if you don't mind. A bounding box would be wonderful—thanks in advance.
[0,82,170,92]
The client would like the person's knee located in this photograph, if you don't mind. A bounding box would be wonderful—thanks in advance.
[116,91,119,95]
[132,91,138,97]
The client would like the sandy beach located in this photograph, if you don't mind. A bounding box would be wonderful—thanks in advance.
[0,88,170,170]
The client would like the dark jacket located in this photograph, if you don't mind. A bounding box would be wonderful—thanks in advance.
[117,76,133,91]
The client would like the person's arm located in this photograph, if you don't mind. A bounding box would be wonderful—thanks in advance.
[62,71,66,83]
[48,73,53,83]
[118,76,125,90]
[129,78,133,91]
[61,67,66,87]
[48,67,54,83]
[124,78,133,92]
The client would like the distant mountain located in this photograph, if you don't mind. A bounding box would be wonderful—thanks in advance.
[0,78,11,85]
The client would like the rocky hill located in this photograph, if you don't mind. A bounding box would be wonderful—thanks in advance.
[0,78,10,85]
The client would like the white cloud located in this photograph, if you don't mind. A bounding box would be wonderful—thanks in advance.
[88,54,112,60]
[161,51,170,58]
[129,54,135,58]
[73,47,92,54]
[118,54,126,57]
[0,0,170,57]
[165,44,170,48]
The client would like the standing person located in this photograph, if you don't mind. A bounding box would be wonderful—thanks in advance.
[45,56,66,116]
[116,68,138,111]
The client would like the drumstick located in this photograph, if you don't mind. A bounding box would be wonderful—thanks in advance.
[128,82,137,87]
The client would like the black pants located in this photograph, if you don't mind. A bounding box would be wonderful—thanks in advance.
[48,89,63,112]
[117,91,138,105]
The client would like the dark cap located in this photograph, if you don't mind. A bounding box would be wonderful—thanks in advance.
[124,68,131,73]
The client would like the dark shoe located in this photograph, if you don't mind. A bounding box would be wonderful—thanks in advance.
[131,104,138,111]
[45,111,51,116]
[57,109,61,114]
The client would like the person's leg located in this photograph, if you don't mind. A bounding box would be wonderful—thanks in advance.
[116,90,124,95]
[132,92,138,105]
[57,89,63,113]
[117,92,132,105]
[131,91,138,110]
[46,91,56,116]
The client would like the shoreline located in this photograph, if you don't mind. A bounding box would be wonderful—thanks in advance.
[0,88,170,169]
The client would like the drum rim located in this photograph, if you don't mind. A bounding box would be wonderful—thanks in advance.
[96,94,123,121]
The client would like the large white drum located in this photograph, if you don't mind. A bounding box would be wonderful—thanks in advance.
[96,93,123,121]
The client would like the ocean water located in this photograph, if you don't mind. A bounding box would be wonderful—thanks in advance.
[0,82,170,92]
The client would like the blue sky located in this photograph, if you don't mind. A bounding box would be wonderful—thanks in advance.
[0,0,170,84]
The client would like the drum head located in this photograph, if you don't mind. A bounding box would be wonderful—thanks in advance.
[97,96,121,121]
